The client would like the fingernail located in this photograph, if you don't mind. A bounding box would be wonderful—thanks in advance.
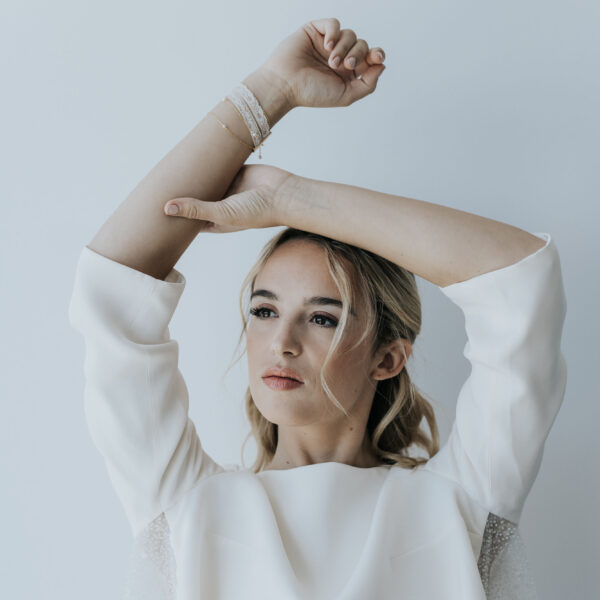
[332,56,340,67]
[166,204,179,215]
[376,52,383,61]
[347,57,356,68]
[327,40,334,50]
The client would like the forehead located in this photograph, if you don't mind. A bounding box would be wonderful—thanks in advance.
[256,240,332,284]
[253,241,366,320]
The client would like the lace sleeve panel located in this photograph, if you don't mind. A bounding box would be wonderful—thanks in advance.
[119,465,245,600]
[121,513,177,600]
[121,510,542,600]
[478,513,539,600]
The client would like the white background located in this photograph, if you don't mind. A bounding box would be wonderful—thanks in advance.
[1,1,598,598]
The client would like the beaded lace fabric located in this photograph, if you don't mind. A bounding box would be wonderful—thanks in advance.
[120,512,176,600]
[236,83,270,139]
[119,501,538,599]
[477,513,539,599]
[119,462,243,600]
[224,87,263,147]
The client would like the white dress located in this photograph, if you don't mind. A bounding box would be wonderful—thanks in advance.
[67,232,567,599]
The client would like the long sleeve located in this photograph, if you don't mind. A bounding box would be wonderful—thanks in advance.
[422,232,567,524]
[68,245,225,537]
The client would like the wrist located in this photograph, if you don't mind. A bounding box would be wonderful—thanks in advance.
[242,68,294,127]
[272,173,312,226]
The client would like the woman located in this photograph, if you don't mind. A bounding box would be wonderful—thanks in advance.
[68,17,567,600]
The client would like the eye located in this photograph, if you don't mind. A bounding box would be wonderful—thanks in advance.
[249,307,338,328]
[249,307,273,319]
[311,314,338,328]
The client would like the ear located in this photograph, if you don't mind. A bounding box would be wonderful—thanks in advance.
[369,338,412,382]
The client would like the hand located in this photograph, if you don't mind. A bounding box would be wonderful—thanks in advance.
[163,165,294,233]
[259,17,386,109]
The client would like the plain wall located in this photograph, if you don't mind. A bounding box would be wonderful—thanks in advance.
[1,1,598,598]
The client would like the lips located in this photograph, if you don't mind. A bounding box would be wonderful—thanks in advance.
[262,367,303,383]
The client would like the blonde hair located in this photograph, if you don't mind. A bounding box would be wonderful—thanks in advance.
[223,227,440,474]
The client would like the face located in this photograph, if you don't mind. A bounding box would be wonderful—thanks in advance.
[246,239,380,430]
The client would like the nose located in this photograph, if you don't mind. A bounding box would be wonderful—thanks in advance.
[270,319,301,357]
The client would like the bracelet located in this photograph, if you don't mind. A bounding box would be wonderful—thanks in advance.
[208,111,272,159]
[208,112,255,151]
[235,83,271,139]
[223,82,272,159]
[224,92,262,147]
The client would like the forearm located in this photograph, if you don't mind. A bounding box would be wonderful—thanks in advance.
[87,68,292,281]
[277,176,546,288]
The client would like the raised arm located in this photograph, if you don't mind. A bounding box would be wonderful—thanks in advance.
[272,176,566,524]
[87,19,387,281]
[70,18,388,535]
[163,168,545,287]
[87,68,291,281]
[274,175,547,287]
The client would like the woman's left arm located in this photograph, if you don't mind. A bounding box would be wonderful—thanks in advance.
[273,176,565,525]
[274,175,546,288]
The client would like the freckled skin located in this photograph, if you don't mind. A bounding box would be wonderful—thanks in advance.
[246,239,411,470]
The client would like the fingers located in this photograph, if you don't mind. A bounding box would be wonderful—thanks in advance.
[308,17,386,73]
[344,63,386,104]
[339,42,385,72]
[352,47,385,79]
[163,190,275,232]
[164,197,208,219]
[308,17,341,51]
[328,29,357,68]
[340,39,369,69]
[367,47,385,65]
[163,197,236,233]
[328,32,385,72]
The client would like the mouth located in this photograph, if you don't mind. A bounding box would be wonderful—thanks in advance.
[262,376,304,390]
[262,369,304,383]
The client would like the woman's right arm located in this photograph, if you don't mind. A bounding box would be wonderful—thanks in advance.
[87,67,292,281]
[73,18,386,533]
[87,18,388,281]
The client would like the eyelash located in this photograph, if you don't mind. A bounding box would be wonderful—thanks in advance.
[249,307,338,328]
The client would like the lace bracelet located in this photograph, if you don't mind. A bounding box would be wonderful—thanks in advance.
[223,83,271,158]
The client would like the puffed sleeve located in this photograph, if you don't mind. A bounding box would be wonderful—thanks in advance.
[68,246,225,537]
[421,232,567,524]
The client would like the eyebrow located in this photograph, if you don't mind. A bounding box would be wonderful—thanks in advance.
[251,289,356,316]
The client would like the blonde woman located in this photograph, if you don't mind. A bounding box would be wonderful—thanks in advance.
[68,17,567,600]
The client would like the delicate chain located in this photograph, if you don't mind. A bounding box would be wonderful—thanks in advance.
[207,112,255,151]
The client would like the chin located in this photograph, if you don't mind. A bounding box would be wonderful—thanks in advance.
[252,397,315,426]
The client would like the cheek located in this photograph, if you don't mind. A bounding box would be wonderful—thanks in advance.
[246,324,264,349]
[327,343,372,388]
[245,333,260,366]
